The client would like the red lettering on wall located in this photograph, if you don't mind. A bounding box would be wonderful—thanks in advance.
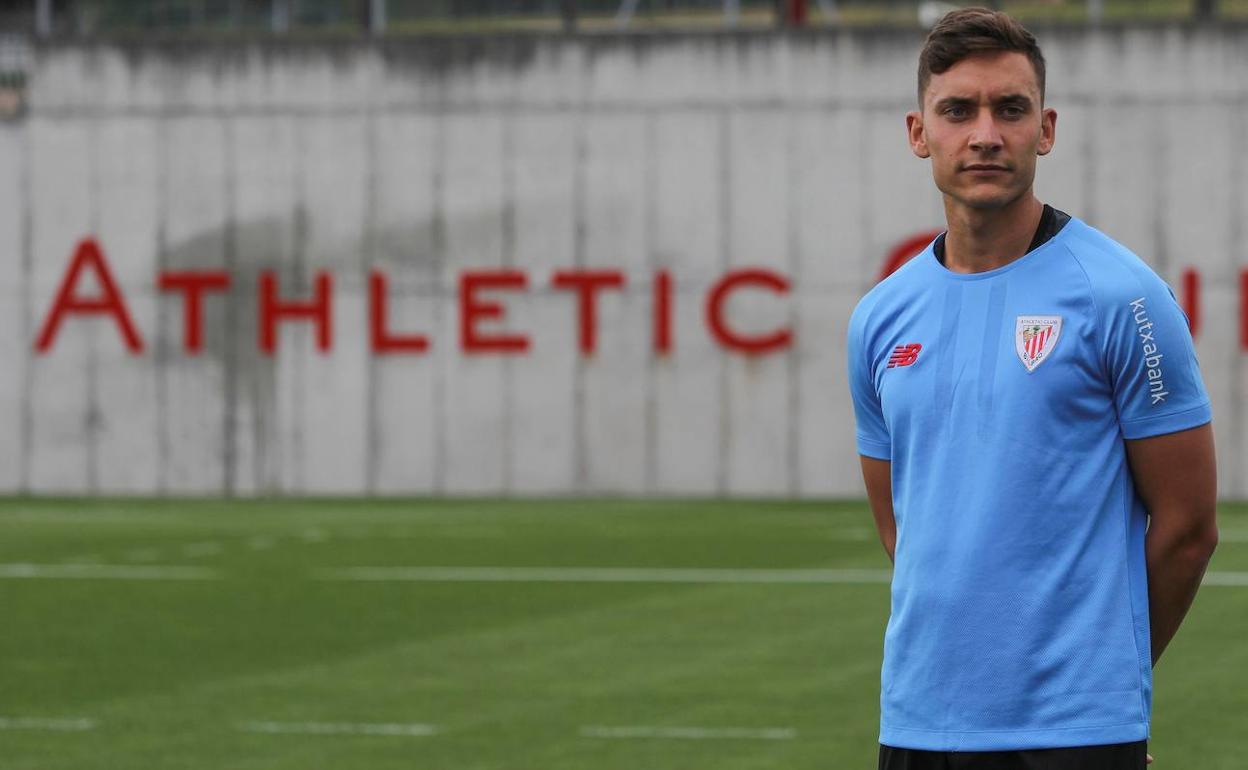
[1241,270,1248,352]
[370,271,430,354]
[551,269,626,355]
[158,271,231,354]
[1181,268,1200,337]
[653,269,673,355]
[460,270,530,353]
[705,268,793,354]
[259,271,333,354]
[781,0,807,26]
[35,238,144,354]
[879,229,943,281]
[35,237,814,359]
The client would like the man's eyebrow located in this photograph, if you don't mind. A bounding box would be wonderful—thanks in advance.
[994,93,1034,107]
[932,94,1035,110]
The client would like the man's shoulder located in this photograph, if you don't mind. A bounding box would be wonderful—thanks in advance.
[1059,218,1140,263]
[849,244,935,328]
[1057,218,1172,304]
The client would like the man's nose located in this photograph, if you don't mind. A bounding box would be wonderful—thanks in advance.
[968,113,1003,152]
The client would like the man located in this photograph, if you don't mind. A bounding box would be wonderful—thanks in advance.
[847,8,1218,770]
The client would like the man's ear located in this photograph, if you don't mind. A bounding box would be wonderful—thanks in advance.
[1037,107,1057,156]
[906,111,930,159]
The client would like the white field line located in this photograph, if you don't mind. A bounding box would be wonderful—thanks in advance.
[331,528,874,542]
[59,554,102,565]
[581,725,796,741]
[238,721,437,737]
[319,566,893,584]
[1201,571,1248,587]
[123,548,160,562]
[246,536,275,551]
[6,562,1248,586]
[0,716,96,732]
[1217,530,1248,543]
[0,563,220,581]
[299,528,330,543]
[319,566,1248,588]
[182,542,223,558]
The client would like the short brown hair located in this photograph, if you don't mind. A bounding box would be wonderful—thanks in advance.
[917,8,1046,106]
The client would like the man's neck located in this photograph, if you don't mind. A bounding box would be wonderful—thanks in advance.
[941,193,1045,274]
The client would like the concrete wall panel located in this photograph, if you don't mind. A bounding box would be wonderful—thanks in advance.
[0,126,26,491]
[791,110,855,497]
[94,118,160,493]
[651,111,722,494]
[442,114,507,494]
[581,113,648,493]
[1232,100,1248,500]
[1159,103,1236,497]
[28,119,91,492]
[1090,102,1154,260]
[723,110,790,495]
[297,116,371,494]
[159,117,229,494]
[369,113,439,494]
[864,107,943,265]
[228,115,299,494]
[1233,102,1248,499]
[509,114,577,494]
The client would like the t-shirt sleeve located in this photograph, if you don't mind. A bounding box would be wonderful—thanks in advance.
[847,301,891,459]
[1101,267,1212,440]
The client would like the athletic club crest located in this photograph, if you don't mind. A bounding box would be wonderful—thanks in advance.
[1015,316,1062,372]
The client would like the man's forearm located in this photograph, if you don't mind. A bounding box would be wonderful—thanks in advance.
[1145,516,1218,666]
[881,534,895,564]
[859,457,896,564]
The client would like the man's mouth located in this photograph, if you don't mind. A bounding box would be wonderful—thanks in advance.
[961,164,1010,173]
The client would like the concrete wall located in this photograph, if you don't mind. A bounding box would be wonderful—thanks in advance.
[2,25,1246,497]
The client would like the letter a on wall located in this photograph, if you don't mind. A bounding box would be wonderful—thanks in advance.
[35,238,145,354]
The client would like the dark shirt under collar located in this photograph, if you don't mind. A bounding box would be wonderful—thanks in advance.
[934,204,1071,267]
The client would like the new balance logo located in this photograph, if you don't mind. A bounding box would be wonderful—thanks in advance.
[887,343,922,368]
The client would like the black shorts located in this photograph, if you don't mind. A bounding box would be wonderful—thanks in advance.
[879,741,1148,769]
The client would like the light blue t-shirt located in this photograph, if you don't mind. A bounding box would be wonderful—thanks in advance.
[847,215,1211,751]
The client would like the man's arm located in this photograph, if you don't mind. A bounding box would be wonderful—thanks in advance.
[1125,423,1218,666]
[860,456,896,564]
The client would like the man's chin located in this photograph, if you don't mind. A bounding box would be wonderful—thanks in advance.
[963,196,1016,211]
[949,187,1026,212]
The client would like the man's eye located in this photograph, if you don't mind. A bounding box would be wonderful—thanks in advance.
[1000,106,1025,119]
[946,106,969,118]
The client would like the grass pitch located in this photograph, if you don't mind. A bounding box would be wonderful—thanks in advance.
[1,498,1245,769]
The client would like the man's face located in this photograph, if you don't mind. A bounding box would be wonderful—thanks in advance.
[907,51,1056,211]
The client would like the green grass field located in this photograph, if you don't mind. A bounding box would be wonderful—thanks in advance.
[1,498,1245,769]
